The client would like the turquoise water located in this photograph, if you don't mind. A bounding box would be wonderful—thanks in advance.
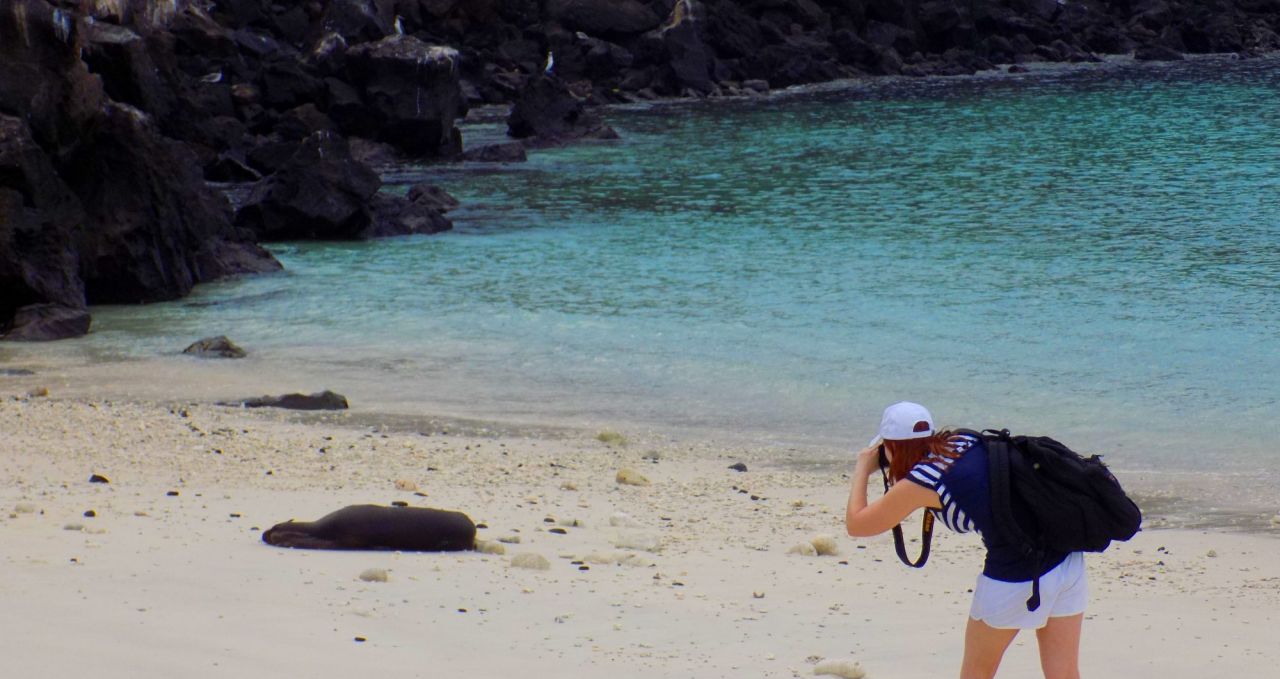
[17,57,1279,523]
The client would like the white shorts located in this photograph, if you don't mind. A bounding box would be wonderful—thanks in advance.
[969,552,1088,630]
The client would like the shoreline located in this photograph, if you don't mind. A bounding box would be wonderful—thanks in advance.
[2,393,1279,678]
[3,351,1278,536]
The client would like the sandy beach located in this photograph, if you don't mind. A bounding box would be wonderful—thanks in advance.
[2,378,1279,679]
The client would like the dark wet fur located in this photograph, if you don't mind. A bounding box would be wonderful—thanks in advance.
[262,505,476,551]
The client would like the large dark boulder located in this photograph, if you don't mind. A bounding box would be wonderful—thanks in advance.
[236,132,382,240]
[1,303,91,342]
[640,0,716,95]
[341,35,467,157]
[60,102,280,304]
[0,115,86,325]
[507,75,619,145]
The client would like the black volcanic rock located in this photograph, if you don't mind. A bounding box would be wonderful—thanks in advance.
[1,304,91,342]
[183,335,248,359]
[341,35,467,158]
[236,132,381,241]
[225,390,350,410]
[507,75,619,146]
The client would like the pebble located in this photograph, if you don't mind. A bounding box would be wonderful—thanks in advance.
[394,479,418,492]
[616,468,650,486]
[729,462,748,472]
[89,474,110,484]
[27,386,49,398]
[511,553,551,571]
[548,527,568,535]
[83,510,96,518]
[497,535,522,544]
[14,503,37,514]
[560,481,578,491]
[359,568,389,582]
[814,658,865,678]
[1206,549,1217,558]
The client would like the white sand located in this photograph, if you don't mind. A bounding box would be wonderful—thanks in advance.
[2,392,1278,678]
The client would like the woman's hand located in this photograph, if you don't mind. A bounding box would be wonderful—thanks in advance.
[854,443,882,477]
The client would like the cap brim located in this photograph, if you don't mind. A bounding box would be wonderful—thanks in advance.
[867,435,883,448]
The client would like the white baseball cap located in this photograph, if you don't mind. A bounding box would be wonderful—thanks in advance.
[867,401,935,447]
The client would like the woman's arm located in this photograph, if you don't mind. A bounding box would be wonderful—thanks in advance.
[845,445,941,537]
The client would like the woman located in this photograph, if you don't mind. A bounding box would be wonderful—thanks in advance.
[845,401,1086,679]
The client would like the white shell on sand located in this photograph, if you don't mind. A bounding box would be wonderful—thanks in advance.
[394,479,418,491]
[810,535,839,556]
[788,542,818,557]
[814,658,866,678]
[477,540,506,555]
[615,468,650,486]
[511,553,551,570]
[359,568,389,582]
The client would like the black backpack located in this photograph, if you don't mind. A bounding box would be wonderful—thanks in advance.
[977,428,1143,610]
[882,429,1142,611]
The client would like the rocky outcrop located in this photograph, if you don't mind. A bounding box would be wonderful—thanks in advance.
[0,1,281,340]
[339,35,467,157]
[507,75,619,146]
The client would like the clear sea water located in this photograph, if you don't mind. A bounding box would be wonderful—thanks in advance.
[8,57,1279,527]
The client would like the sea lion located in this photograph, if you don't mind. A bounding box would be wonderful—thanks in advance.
[262,504,476,551]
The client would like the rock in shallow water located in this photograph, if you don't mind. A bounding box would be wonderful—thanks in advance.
[223,390,349,410]
[183,335,246,358]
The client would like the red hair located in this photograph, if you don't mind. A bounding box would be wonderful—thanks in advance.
[884,429,960,483]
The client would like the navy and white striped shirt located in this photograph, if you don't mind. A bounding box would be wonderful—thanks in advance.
[906,433,979,534]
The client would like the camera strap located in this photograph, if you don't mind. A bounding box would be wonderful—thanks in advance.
[879,446,934,568]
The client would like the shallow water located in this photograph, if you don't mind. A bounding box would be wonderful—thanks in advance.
[9,57,1279,527]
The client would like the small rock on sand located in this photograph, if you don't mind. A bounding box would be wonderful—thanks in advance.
[27,387,49,398]
[89,474,110,484]
[616,468,650,486]
[359,568,389,582]
[511,553,551,570]
[14,503,37,514]
[729,462,748,472]
[814,658,866,678]
[394,479,418,492]
[498,535,522,544]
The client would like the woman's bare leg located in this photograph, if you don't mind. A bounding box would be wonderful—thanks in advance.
[961,617,1019,679]
[1035,613,1083,679]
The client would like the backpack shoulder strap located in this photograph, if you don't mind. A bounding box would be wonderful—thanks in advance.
[983,428,1045,611]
